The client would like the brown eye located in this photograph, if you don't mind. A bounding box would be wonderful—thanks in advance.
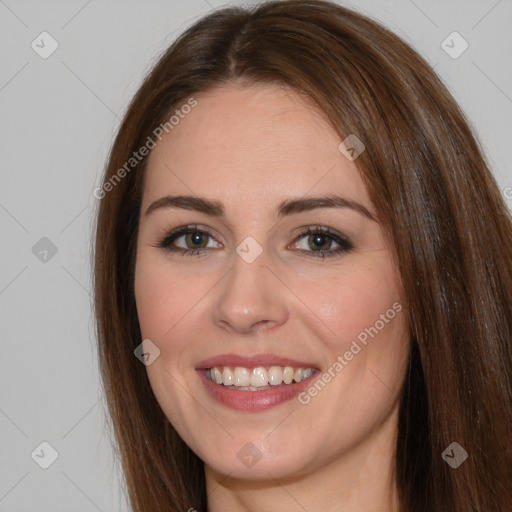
[183,231,209,249]
[291,226,353,259]
[156,225,222,256]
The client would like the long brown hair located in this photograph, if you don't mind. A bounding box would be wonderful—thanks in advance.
[93,1,512,510]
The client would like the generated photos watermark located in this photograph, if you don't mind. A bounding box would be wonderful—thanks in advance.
[94,97,198,199]
[298,301,403,405]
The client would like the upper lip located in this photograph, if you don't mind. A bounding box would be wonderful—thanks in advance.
[196,353,319,370]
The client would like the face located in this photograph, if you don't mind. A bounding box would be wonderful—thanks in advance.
[134,84,410,483]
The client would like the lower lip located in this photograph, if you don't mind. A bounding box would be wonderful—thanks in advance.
[197,369,319,412]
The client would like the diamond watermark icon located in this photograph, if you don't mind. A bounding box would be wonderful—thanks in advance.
[441,32,468,59]
[31,31,59,59]
[320,302,337,319]
[237,442,263,468]
[441,441,468,469]
[32,237,58,263]
[134,338,161,366]
[31,441,59,469]
[236,236,263,264]
[338,134,366,161]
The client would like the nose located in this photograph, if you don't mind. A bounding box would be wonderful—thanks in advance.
[211,250,289,334]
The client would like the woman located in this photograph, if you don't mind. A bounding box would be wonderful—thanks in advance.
[93,1,512,511]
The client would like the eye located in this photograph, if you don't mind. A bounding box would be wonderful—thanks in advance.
[289,226,353,259]
[154,224,353,259]
[154,224,222,257]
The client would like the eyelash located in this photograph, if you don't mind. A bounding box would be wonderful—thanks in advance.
[154,224,353,259]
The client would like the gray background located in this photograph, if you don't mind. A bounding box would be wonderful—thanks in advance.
[0,0,510,510]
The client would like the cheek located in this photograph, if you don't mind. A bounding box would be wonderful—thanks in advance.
[304,260,403,356]
[134,255,203,420]
[134,253,203,344]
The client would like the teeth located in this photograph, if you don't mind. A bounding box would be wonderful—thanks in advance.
[303,368,314,380]
[268,366,283,385]
[234,367,250,387]
[223,367,234,386]
[207,365,315,388]
[213,367,223,385]
[283,366,294,384]
[250,367,268,387]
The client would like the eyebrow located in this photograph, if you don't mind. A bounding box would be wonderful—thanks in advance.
[144,194,377,222]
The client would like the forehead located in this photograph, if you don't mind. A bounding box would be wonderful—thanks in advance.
[142,84,371,211]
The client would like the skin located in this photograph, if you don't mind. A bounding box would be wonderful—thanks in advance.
[134,83,410,512]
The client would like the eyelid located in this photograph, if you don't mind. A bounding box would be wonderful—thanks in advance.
[291,224,345,239]
[154,223,353,258]
[288,225,353,253]
[155,224,222,247]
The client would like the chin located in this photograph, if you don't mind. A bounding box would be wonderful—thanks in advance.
[200,434,318,482]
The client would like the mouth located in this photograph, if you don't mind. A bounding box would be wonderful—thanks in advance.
[196,354,320,411]
[204,365,315,390]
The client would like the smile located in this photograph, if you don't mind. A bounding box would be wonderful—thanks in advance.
[196,353,320,411]
[205,365,315,389]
